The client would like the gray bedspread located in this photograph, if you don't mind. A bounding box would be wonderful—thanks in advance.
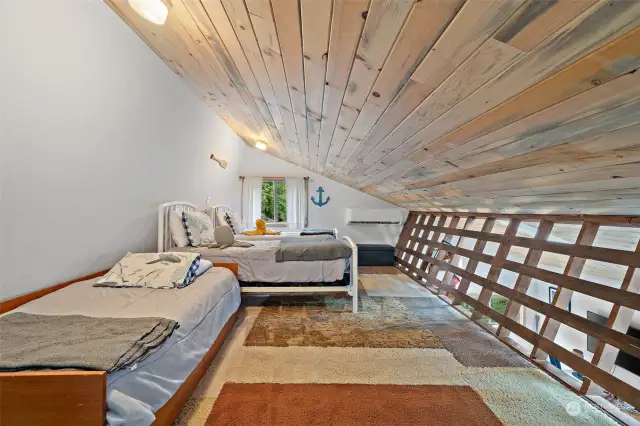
[0,312,178,373]
[275,238,352,262]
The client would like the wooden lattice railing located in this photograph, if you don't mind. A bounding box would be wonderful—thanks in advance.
[395,212,640,411]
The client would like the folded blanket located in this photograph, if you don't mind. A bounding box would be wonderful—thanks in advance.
[300,228,335,237]
[275,238,352,262]
[95,252,200,289]
[0,313,179,373]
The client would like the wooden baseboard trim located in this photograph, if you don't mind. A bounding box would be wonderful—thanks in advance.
[0,269,110,314]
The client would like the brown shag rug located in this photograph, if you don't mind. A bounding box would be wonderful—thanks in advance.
[205,383,503,426]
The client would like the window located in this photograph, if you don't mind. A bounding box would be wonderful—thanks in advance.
[261,180,287,223]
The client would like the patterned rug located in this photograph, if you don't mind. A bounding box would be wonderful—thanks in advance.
[175,272,620,426]
[244,295,442,348]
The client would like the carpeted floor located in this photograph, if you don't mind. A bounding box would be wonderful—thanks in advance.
[207,383,503,425]
[175,269,619,426]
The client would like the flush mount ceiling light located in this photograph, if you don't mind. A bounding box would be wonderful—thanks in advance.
[255,141,268,151]
[129,0,171,25]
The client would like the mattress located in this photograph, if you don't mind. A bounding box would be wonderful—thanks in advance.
[177,241,346,283]
[14,267,241,426]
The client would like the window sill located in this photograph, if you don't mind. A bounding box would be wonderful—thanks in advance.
[265,222,289,228]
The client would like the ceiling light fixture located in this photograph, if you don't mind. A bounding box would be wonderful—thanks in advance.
[255,141,268,151]
[128,0,171,25]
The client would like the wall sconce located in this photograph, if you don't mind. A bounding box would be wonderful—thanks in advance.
[129,0,172,25]
[255,141,268,151]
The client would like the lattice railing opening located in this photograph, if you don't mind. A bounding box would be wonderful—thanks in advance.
[395,212,640,415]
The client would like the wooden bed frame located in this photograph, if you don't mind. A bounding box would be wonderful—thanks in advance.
[159,201,359,313]
[0,267,240,426]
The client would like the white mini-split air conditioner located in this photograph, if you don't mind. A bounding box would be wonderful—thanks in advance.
[345,208,405,225]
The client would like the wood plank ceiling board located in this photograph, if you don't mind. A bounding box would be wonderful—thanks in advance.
[323,0,414,173]
[301,0,333,173]
[395,69,640,188]
[105,0,264,144]
[183,0,286,155]
[330,0,465,176]
[394,94,640,196]
[271,0,309,165]
[355,0,640,187]
[245,0,301,159]
[218,0,294,156]
[170,0,283,154]
[341,0,527,177]
[316,0,369,172]
[107,0,640,214]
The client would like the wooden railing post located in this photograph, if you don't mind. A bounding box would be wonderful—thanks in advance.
[472,219,521,321]
[581,240,640,395]
[453,217,495,305]
[498,219,554,338]
[426,216,460,290]
[439,217,475,295]
[532,222,600,360]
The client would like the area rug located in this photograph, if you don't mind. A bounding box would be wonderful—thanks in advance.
[205,383,503,426]
[243,295,443,348]
[175,273,620,426]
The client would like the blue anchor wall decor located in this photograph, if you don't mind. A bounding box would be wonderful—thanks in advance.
[311,186,330,207]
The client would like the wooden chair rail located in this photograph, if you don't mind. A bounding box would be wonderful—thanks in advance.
[395,211,640,411]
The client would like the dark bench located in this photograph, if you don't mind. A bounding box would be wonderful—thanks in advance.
[357,244,395,266]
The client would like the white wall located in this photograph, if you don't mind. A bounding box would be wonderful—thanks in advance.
[239,145,406,245]
[0,0,243,300]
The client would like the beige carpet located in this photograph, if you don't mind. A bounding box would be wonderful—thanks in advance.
[175,273,619,426]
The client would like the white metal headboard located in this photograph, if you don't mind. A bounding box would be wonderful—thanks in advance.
[205,205,234,228]
[158,201,197,252]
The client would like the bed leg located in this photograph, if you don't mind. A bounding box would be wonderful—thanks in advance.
[347,236,358,313]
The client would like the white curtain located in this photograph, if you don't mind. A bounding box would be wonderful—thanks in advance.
[242,177,262,228]
[286,178,306,230]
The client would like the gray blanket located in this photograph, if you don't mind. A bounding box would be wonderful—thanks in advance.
[300,228,335,237]
[0,312,178,373]
[275,238,352,262]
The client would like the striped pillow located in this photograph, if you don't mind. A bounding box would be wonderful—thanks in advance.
[181,212,202,247]
[224,212,242,234]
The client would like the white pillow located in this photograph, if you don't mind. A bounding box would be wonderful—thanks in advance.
[182,212,203,246]
[181,211,214,245]
[193,212,215,244]
[219,211,243,234]
[195,259,213,277]
[169,210,189,248]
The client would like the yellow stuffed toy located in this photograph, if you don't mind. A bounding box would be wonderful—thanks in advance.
[242,218,281,236]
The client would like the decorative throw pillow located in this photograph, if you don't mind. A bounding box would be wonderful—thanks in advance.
[193,212,215,244]
[224,212,243,234]
[169,210,189,248]
[182,212,203,247]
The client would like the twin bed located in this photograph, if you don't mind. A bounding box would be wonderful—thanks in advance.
[1,265,240,426]
[1,200,359,426]
[158,201,359,313]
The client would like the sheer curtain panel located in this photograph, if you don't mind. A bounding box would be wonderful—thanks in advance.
[285,178,306,230]
[242,177,262,228]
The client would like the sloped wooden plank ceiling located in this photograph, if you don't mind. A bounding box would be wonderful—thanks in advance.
[105,0,640,215]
